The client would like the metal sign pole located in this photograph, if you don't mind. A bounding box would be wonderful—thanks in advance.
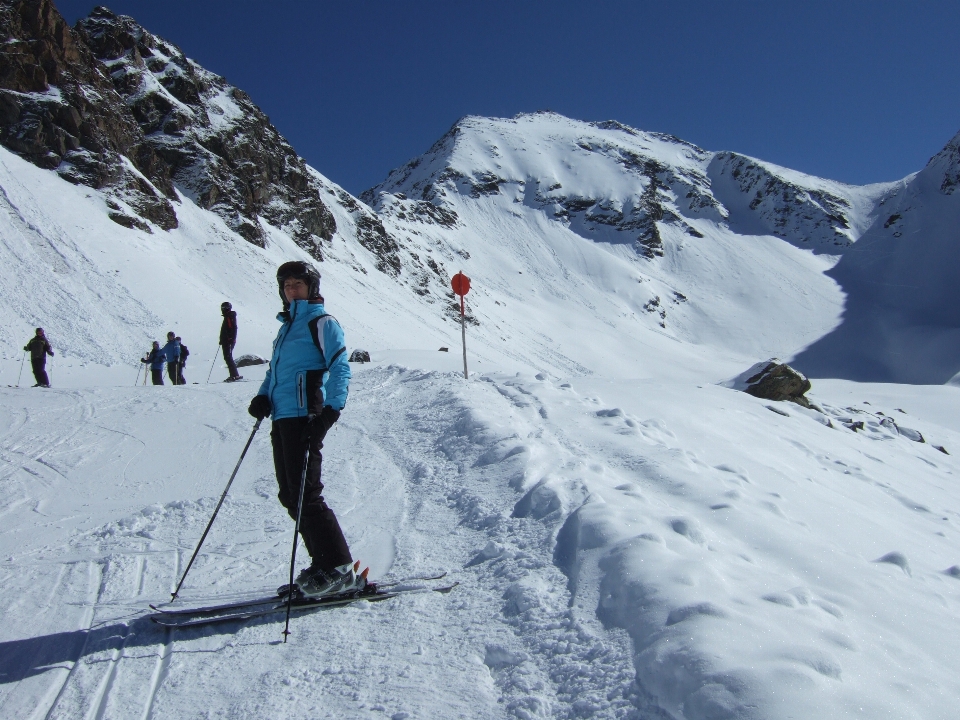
[451,271,472,380]
[460,293,468,379]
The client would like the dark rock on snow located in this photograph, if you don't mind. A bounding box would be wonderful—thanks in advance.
[728,359,815,409]
[348,349,370,363]
[235,354,266,367]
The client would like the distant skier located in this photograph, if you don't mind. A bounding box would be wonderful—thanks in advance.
[220,302,242,382]
[176,336,189,384]
[23,328,53,387]
[142,341,165,385]
[161,332,181,385]
[247,261,359,597]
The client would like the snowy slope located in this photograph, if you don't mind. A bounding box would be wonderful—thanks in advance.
[1,365,958,719]
[793,130,960,383]
[0,143,498,379]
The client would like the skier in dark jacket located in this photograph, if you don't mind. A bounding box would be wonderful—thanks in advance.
[24,328,53,387]
[247,261,359,598]
[176,337,188,384]
[161,332,181,385]
[141,341,165,385]
[220,302,242,382]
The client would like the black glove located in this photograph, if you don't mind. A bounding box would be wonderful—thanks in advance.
[306,406,340,443]
[248,394,272,420]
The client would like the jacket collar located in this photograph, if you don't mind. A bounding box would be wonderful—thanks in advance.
[277,298,326,322]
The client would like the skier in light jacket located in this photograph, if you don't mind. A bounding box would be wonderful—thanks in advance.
[248,261,359,598]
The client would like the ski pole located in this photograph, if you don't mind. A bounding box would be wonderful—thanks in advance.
[16,351,25,387]
[206,345,221,384]
[134,361,142,386]
[170,419,262,601]
[283,438,312,642]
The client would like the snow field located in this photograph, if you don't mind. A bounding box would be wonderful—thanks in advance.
[1,365,958,718]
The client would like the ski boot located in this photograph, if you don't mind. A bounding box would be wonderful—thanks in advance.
[278,562,368,598]
[297,560,368,598]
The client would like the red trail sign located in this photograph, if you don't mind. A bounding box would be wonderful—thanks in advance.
[451,272,471,378]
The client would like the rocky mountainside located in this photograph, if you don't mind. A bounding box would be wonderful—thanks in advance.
[362,111,959,383]
[794,129,960,383]
[0,1,349,257]
[74,7,336,250]
[0,0,177,229]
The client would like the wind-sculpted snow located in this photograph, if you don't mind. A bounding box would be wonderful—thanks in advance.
[1,365,958,718]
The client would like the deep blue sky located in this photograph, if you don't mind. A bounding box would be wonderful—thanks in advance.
[59,0,960,196]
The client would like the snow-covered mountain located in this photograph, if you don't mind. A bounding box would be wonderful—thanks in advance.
[1,3,960,719]
[794,129,960,383]
[361,111,911,379]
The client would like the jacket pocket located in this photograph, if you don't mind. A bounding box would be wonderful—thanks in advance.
[296,371,306,410]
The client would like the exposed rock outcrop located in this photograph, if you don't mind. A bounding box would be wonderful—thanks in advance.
[0,2,346,254]
[76,7,335,253]
[708,152,859,250]
[727,359,815,409]
[0,0,177,229]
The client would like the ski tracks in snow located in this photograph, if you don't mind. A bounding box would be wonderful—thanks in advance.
[3,374,957,718]
[349,366,648,718]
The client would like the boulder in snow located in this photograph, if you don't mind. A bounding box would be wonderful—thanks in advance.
[236,354,266,367]
[349,349,370,363]
[725,359,815,409]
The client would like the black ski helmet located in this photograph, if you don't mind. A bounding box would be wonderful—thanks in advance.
[221,301,232,312]
[276,261,321,306]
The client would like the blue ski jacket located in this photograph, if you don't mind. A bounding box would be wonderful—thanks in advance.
[161,339,181,363]
[257,299,350,419]
[143,348,165,370]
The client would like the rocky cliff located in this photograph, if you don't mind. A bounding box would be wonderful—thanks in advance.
[0,1,341,257]
[75,7,336,251]
[0,0,177,230]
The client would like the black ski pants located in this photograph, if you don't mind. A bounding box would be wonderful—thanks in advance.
[167,361,180,385]
[151,368,164,385]
[178,362,186,385]
[271,417,352,573]
[222,343,239,379]
[31,358,49,386]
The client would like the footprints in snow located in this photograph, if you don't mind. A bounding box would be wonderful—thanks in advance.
[595,406,677,443]
[761,586,844,620]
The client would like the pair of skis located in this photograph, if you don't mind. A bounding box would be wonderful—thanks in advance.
[149,572,456,628]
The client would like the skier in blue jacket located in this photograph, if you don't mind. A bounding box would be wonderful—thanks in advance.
[141,341,166,385]
[248,261,360,597]
[161,332,181,385]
